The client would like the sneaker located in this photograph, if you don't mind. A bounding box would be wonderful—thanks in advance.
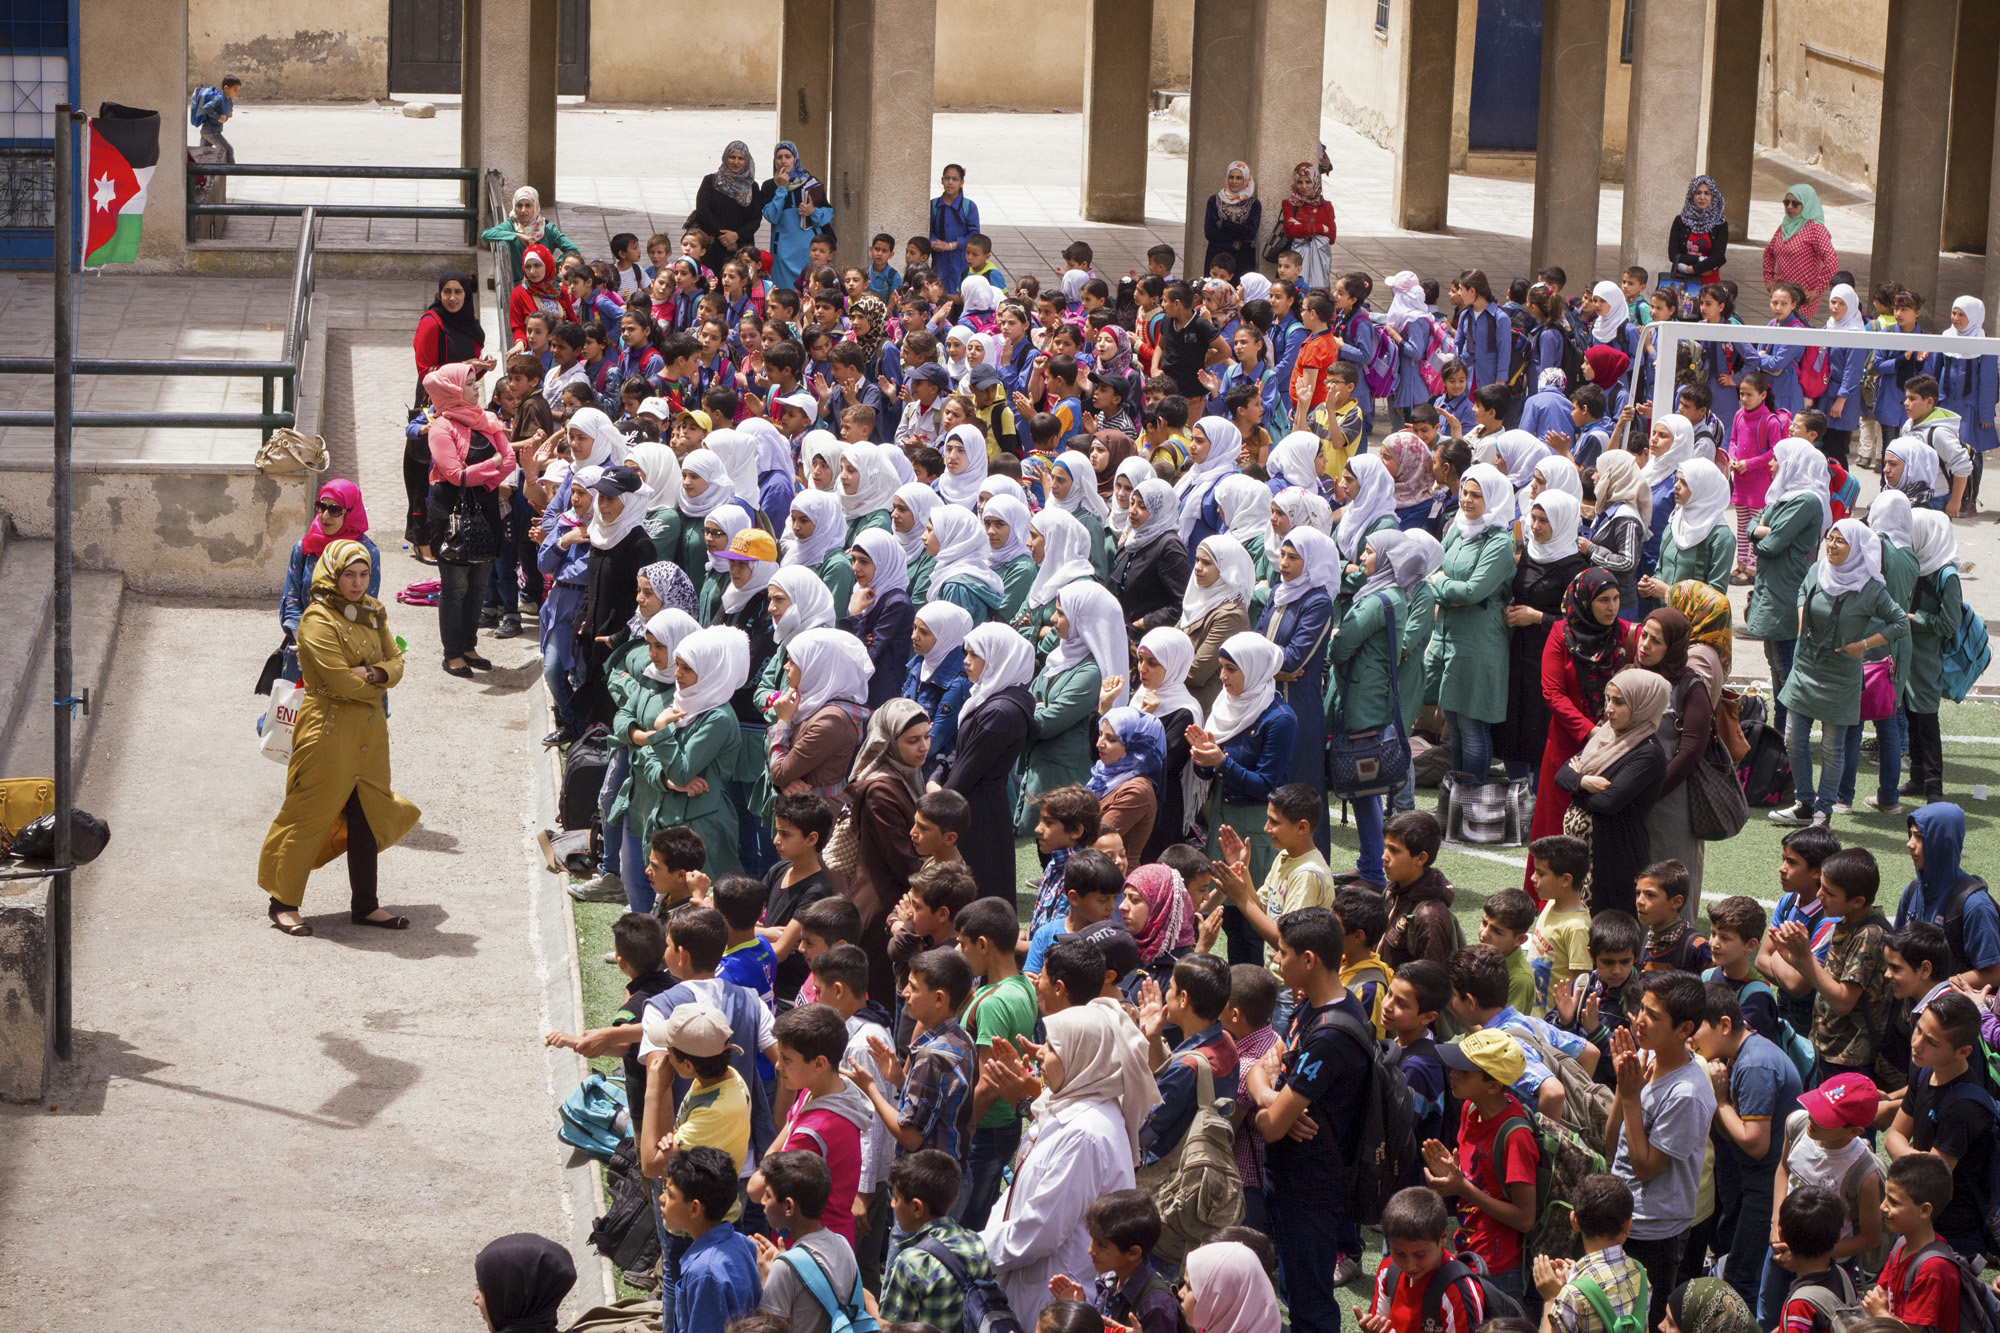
[1333,1256,1364,1286]
[479,606,501,628]
[543,725,580,748]
[567,872,625,903]
[494,613,523,639]
[1811,809,1833,830]
[1768,801,1814,826]
[1863,795,1902,813]
[1830,802,1853,815]
[1900,777,1924,797]
[621,1266,661,1293]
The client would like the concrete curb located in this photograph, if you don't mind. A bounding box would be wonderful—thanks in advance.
[525,679,620,1306]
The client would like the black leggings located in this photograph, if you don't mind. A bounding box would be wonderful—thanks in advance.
[403,436,432,546]
[266,789,378,918]
[1907,709,1944,801]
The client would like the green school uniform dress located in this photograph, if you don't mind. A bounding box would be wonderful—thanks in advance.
[630,705,744,876]
[1432,524,1514,725]
[1328,586,1404,734]
[1655,525,1735,591]
[1777,566,1909,728]
[1906,566,1964,715]
[1746,495,1823,646]
[844,511,892,546]
[813,550,855,619]
[994,555,1037,623]
[1014,658,1103,835]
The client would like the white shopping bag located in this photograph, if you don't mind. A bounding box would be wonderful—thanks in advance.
[259,680,303,764]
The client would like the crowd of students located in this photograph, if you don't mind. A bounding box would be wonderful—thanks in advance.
[288,143,2000,1333]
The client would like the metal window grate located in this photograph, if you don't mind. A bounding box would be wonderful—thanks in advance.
[0,144,54,229]
[1376,0,1391,33]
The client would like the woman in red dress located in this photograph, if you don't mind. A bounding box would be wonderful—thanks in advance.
[1526,568,1639,891]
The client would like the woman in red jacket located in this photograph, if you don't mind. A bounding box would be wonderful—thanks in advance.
[1278,162,1336,293]
[413,271,486,399]
[1527,568,1639,888]
[507,243,573,349]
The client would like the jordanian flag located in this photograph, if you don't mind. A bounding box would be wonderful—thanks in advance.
[84,102,160,266]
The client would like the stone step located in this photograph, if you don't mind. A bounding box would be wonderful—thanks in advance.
[0,538,55,757]
[0,558,124,789]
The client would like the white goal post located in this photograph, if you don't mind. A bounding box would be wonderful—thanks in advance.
[1639,319,2000,417]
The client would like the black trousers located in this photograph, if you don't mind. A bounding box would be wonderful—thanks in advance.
[267,788,377,917]
[1821,427,1852,467]
[403,435,432,546]
[1907,709,1944,801]
[1625,1232,1687,1327]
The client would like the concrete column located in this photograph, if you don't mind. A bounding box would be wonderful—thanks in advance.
[477,0,533,209]
[1245,0,1326,269]
[1872,0,1956,324]
[1941,0,2000,254]
[1081,0,1155,224]
[1619,0,1705,276]
[828,0,937,257]
[79,0,187,268]
[1985,52,2000,320]
[461,0,483,226]
[1529,0,1610,286]
[1181,0,1256,278]
[526,0,559,203]
[778,0,834,187]
[1704,0,1762,244]
[1392,0,1460,233]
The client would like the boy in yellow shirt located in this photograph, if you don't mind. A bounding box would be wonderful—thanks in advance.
[1336,885,1394,1038]
[1526,836,1594,1018]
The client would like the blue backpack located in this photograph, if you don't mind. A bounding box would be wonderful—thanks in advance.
[915,1236,1024,1333]
[557,1071,629,1161]
[1936,566,1989,703]
[778,1246,879,1333]
[189,87,224,126]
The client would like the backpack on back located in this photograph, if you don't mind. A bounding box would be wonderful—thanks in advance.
[1320,1007,1420,1226]
[1132,1053,1246,1262]
[1936,568,1991,703]
[189,86,221,126]
[1706,971,1816,1082]
[1502,307,1535,397]
[1509,1024,1617,1158]
[1798,344,1832,400]
[1365,313,1402,402]
[1897,1240,2000,1333]
[1932,1075,2000,1256]
[1380,1256,1526,1331]
[1783,1109,1892,1283]
[1570,1271,1652,1333]
[779,1245,880,1333]
[1940,874,1999,979]
[1789,1266,1867,1333]
[1419,319,1453,396]
[914,1236,1024,1333]
[1488,1111,1608,1260]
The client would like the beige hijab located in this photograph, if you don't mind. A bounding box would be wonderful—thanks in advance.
[1569,668,1671,777]
[1038,996,1161,1159]
[848,697,928,799]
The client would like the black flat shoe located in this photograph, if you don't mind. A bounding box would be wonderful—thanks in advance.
[443,661,474,678]
[351,910,409,929]
[463,652,494,671]
[268,899,314,936]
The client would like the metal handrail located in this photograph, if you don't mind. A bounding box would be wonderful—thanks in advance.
[3,204,320,441]
[185,162,479,241]
[484,168,516,354]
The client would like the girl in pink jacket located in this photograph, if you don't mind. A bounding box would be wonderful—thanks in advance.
[1727,368,1789,576]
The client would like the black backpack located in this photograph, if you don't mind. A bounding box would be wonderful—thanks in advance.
[1379,1256,1527,1332]
[1941,875,1999,978]
[561,724,611,831]
[588,1138,663,1273]
[914,1235,1024,1333]
[1318,1007,1419,1227]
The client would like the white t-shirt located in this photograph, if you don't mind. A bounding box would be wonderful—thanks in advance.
[1784,1109,1876,1237]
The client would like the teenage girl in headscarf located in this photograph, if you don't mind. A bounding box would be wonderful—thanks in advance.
[1494,490,1587,785]
[1016,582,1129,834]
[762,141,832,292]
[1938,295,1998,503]
[1816,282,1870,464]
[1090,707,1168,867]
[1132,625,1208,857]
[905,601,974,775]
[1277,162,1335,292]
[1329,529,1419,886]
[1380,270,1443,422]
[1204,161,1261,283]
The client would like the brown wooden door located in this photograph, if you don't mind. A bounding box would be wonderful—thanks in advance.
[388,0,589,97]
[557,0,589,97]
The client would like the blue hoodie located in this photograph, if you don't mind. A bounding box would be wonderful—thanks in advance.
[1893,802,2000,973]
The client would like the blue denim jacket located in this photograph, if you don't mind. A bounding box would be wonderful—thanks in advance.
[1197,697,1297,806]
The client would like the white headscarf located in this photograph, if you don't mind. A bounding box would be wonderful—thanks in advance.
[786,627,874,718]
[1868,489,1915,553]
[1401,530,1446,589]
[676,447,735,521]
[915,600,976,681]
[1824,282,1867,334]
[785,488,847,571]
[1385,270,1429,333]
[1028,506,1096,611]
[740,416,793,482]
[1207,632,1283,745]
[769,565,835,644]
[800,430,846,492]
[1122,477,1182,559]
[1769,437,1835,534]
[937,423,991,507]
[1269,486,1316,551]
[928,503,1005,595]
[1493,430,1551,492]
[1590,279,1630,344]
[978,474,1024,507]
[1173,416,1245,542]
[1060,269,1089,304]
[982,492,1032,567]
[1049,451,1111,523]
[1109,456,1156,535]
[1525,490,1583,564]
[1044,583,1131,708]
[1181,534,1256,627]
[1271,527,1342,610]
[851,525,909,597]
[1642,413,1698,488]
[1534,454,1584,506]
[1137,626,1205,728]
[1301,491,1336,534]
[1592,449,1652,529]
[1358,528,1418,598]
[962,621,1036,714]
[568,407,628,470]
[640,608,701,683]
[1888,435,1944,496]
[1817,518,1883,597]
[1911,507,1960,576]
[1333,454,1397,560]
[1669,456,1733,550]
[719,547,776,614]
[945,326,974,386]
[705,427,764,509]
[625,439,681,514]
[587,471,651,550]
[1945,295,1988,358]
[894,481,939,563]
[960,274,999,315]
[1452,463,1516,541]
[1215,474,1273,548]
[840,442,900,521]
[704,506,750,573]
[968,331,1000,372]
[1239,272,1272,304]
[1268,432,1322,495]
[668,626,751,725]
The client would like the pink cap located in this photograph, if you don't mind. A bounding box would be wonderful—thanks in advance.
[1799,1072,1880,1130]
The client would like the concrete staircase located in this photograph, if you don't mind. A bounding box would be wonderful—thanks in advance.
[0,525,125,787]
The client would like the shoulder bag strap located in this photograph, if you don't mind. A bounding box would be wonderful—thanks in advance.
[778,1248,850,1320]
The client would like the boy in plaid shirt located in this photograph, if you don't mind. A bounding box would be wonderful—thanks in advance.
[848,946,977,1161]
[879,1150,993,1328]
[1535,1174,1650,1333]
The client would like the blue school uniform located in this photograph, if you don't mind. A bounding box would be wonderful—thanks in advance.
[1255,589,1333,846]
[1525,325,1568,393]
[618,343,666,393]
[1390,318,1440,411]
[1818,345,1868,432]
[1186,487,1227,551]
[1454,305,1510,391]
[1936,353,1999,454]
[929,194,979,293]
[1642,474,1678,581]
[1698,323,1757,429]
[1873,348,1935,426]
[1333,306,1377,436]
[1518,387,1574,444]
[1593,320,1642,364]
[1268,316,1309,429]
[1435,389,1473,431]
[997,338,1039,399]
[1754,315,1810,414]
[866,262,900,297]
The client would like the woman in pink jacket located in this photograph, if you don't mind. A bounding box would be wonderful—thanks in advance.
[1726,368,1787,582]
[424,362,516,675]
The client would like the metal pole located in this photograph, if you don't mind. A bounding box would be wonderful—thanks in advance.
[51,105,83,1062]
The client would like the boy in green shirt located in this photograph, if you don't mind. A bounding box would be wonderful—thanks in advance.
[953,897,1040,1228]
[1481,889,1538,1016]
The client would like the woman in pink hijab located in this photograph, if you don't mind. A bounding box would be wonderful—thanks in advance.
[278,478,379,683]
[1120,862,1199,992]
[1182,1241,1282,1333]
[422,363,514,675]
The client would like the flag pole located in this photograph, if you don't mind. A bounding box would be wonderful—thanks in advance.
[51,103,84,1062]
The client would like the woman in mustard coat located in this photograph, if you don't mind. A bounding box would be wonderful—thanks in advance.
[258,539,420,935]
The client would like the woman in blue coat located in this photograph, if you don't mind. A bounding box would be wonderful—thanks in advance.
[1938,295,1998,508]
[1817,283,1870,467]
[1754,282,1812,414]
[1189,632,1297,952]
[762,142,832,292]
[1255,527,1338,857]
[904,600,974,777]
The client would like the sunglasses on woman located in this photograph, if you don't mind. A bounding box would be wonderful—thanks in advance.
[1783,197,1802,209]
[315,501,346,516]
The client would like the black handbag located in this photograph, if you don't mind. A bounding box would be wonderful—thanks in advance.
[1687,736,1750,840]
[7,808,111,864]
[436,482,499,564]
[1325,592,1410,800]
[254,630,291,696]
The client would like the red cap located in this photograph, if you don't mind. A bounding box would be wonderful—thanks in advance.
[1799,1072,1880,1130]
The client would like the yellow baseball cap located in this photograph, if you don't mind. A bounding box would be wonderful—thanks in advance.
[718,528,778,563]
[677,409,714,432]
[1440,1029,1527,1086]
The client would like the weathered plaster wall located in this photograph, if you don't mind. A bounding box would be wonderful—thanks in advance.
[189,0,389,102]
